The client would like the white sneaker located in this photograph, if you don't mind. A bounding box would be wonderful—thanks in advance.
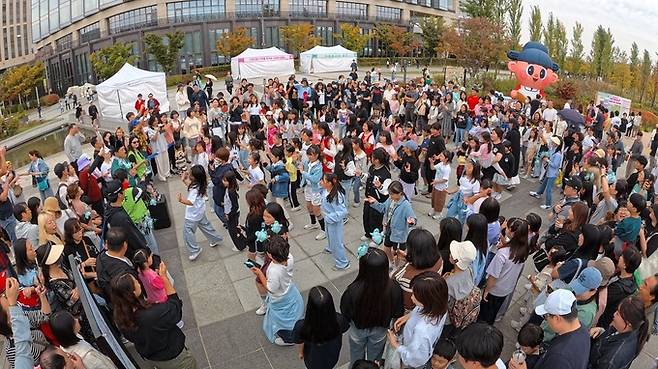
[343,217,349,225]
[360,235,370,242]
[510,320,524,331]
[304,223,319,230]
[332,263,351,271]
[291,206,302,212]
[255,304,266,316]
[540,204,552,210]
[274,337,294,346]
[493,192,502,200]
[288,223,294,231]
[519,307,529,316]
[529,191,540,198]
[231,245,241,252]
[188,248,203,261]
[315,231,327,240]
[210,241,221,248]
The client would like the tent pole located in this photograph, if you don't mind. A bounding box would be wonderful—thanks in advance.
[117,90,124,120]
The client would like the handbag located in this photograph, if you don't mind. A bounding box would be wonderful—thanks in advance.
[36,176,49,191]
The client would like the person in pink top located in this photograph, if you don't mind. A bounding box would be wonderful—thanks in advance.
[133,248,167,304]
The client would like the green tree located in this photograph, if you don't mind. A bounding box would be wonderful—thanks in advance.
[528,6,542,42]
[216,27,254,59]
[590,26,614,79]
[506,0,523,48]
[568,22,584,74]
[143,31,185,74]
[334,24,370,55]
[460,0,496,19]
[281,23,320,55]
[629,42,639,98]
[553,20,568,70]
[0,62,44,104]
[417,17,445,57]
[639,49,652,103]
[650,59,658,107]
[542,13,557,60]
[90,42,138,80]
[373,24,393,53]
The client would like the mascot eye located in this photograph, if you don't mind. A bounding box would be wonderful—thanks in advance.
[527,65,534,75]
[539,69,547,79]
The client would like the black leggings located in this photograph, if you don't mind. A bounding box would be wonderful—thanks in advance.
[362,202,384,238]
[288,177,300,208]
[478,294,507,325]
[226,211,243,250]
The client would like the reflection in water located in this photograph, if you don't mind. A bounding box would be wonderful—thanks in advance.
[6,128,94,168]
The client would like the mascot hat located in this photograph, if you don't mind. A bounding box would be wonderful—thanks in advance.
[507,42,559,72]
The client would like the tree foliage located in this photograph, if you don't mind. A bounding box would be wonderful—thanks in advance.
[387,26,421,58]
[460,0,496,19]
[528,6,542,42]
[417,17,445,57]
[216,27,254,59]
[0,62,45,102]
[589,26,614,80]
[568,22,584,75]
[506,0,523,49]
[639,49,652,103]
[629,42,640,99]
[373,24,393,52]
[281,23,320,55]
[143,31,185,74]
[334,24,370,55]
[443,17,507,79]
[90,43,138,80]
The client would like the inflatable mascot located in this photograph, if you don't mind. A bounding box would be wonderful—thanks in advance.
[507,41,559,101]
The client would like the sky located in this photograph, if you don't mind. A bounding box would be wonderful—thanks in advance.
[519,0,658,57]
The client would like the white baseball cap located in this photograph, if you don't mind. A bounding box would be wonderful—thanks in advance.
[535,289,576,316]
[449,240,477,270]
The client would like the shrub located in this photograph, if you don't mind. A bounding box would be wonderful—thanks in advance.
[40,93,60,107]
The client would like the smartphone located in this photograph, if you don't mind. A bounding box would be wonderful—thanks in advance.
[244,259,262,269]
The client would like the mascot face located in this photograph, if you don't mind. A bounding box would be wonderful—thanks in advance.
[508,60,558,91]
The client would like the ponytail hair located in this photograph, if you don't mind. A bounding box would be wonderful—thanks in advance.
[324,173,345,203]
[617,296,649,355]
[133,248,152,271]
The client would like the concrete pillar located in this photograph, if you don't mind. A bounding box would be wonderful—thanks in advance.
[327,0,336,15]
[401,8,410,23]
[99,18,109,37]
[279,0,289,15]
[226,0,236,15]
[156,2,167,25]
[367,4,376,19]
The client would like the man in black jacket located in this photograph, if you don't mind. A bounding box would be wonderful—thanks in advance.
[104,180,146,259]
[96,227,139,299]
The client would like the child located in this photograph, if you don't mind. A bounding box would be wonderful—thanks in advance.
[222,171,242,252]
[492,140,516,196]
[265,147,292,228]
[429,150,453,220]
[613,193,645,255]
[245,152,265,187]
[177,165,224,261]
[320,173,351,271]
[367,180,416,267]
[511,245,567,330]
[455,142,469,181]
[174,143,188,174]
[285,145,301,211]
[362,148,391,242]
[352,139,368,207]
[237,124,251,169]
[393,140,420,202]
[193,141,209,170]
[430,339,457,369]
[300,145,326,240]
[133,248,183,326]
[511,323,543,369]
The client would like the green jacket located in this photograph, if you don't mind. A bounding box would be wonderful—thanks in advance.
[121,187,149,224]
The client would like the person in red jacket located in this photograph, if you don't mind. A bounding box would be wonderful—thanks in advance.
[134,94,145,115]
[76,154,103,216]
[466,87,480,114]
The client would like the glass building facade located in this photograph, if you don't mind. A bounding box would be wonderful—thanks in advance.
[108,6,157,34]
[167,0,226,23]
[289,0,326,17]
[335,1,367,20]
[235,0,280,17]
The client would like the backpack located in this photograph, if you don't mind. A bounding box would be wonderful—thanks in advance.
[448,286,482,329]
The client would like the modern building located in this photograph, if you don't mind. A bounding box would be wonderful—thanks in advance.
[0,0,34,71]
[32,0,462,94]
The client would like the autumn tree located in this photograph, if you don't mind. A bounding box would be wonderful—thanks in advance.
[460,0,496,19]
[417,17,445,57]
[629,42,639,99]
[553,20,568,70]
[506,0,523,49]
[0,62,44,104]
[609,48,632,95]
[373,24,393,54]
[90,42,138,80]
[216,27,254,59]
[528,6,542,42]
[568,22,584,75]
[281,23,320,55]
[334,24,370,55]
[590,26,614,80]
[387,26,421,57]
[143,31,185,74]
[443,17,507,81]
[650,60,658,107]
[542,13,557,60]
[639,49,652,103]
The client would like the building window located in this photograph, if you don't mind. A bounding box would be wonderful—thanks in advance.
[80,22,101,43]
[375,6,401,22]
[235,0,280,17]
[263,26,282,48]
[31,0,40,41]
[361,27,373,56]
[209,28,230,65]
[109,6,157,35]
[438,0,449,10]
[71,0,83,20]
[48,0,59,33]
[179,31,203,74]
[56,34,73,52]
[335,1,367,20]
[166,0,226,23]
[315,26,333,46]
[289,0,326,17]
[84,0,98,15]
[60,0,71,26]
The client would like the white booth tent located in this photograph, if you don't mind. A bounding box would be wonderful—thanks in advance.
[96,63,170,121]
[299,45,357,74]
[230,47,295,79]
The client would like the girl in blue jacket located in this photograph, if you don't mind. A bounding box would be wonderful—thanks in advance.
[300,145,327,240]
[367,180,416,267]
[320,172,350,271]
[265,146,292,228]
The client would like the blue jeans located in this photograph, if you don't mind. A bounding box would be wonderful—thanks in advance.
[340,178,355,207]
[352,177,361,204]
[39,184,54,203]
[536,176,557,206]
[455,128,466,144]
[213,203,228,225]
[0,216,17,244]
[348,324,388,367]
[326,221,349,268]
[183,215,223,255]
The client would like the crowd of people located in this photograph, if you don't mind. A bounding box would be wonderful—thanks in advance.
[0,63,657,369]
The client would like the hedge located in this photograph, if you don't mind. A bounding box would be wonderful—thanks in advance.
[40,93,60,107]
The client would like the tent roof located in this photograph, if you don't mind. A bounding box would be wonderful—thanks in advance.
[300,45,357,56]
[97,63,165,89]
[232,47,292,59]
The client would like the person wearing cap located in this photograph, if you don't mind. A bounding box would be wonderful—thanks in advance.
[510,289,590,369]
[529,135,562,210]
[443,240,478,336]
[540,267,602,343]
[103,180,146,259]
[37,242,84,319]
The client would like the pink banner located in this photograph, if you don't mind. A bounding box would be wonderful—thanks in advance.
[238,54,293,63]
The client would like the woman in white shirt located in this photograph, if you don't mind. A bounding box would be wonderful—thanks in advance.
[387,272,448,368]
[175,85,190,112]
[50,311,117,369]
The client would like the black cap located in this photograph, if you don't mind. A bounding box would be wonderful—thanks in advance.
[104,179,124,201]
[563,175,583,191]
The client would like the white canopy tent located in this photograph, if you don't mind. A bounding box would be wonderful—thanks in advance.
[299,45,357,74]
[230,47,295,79]
[96,63,170,121]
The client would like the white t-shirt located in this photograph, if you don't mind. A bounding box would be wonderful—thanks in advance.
[185,187,206,222]
[433,162,451,191]
[248,165,264,185]
[266,253,295,299]
[459,177,480,197]
[542,108,558,122]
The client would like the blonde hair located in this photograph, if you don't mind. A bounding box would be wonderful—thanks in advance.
[38,213,62,246]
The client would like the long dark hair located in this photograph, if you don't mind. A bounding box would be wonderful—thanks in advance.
[63,218,81,245]
[411,271,448,320]
[49,310,81,347]
[14,238,36,276]
[110,273,150,331]
[324,173,345,203]
[246,188,265,218]
[406,228,440,269]
[436,217,462,252]
[264,202,289,229]
[617,296,649,355]
[348,247,393,327]
[27,197,40,224]
[223,170,239,193]
[189,164,208,197]
[299,286,340,343]
[506,218,530,263]
[465,214,488,257]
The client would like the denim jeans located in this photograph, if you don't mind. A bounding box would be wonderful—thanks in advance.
[213,203,228,225]
[39,185,54,203]
[352,177,361,204]
[340,178,355,207]
[348,324,388,367]
[455,128,466,144]
[183,215,223,255]
[336,124,347,139]
[536,176,557,206]
[0,216,17,243]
